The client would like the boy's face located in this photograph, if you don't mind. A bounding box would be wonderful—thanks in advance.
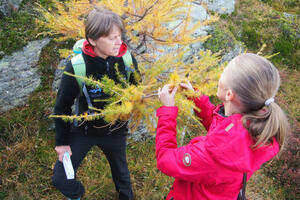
[89,25,122,59]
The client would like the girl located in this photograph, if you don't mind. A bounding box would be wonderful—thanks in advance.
[156,53,289,200]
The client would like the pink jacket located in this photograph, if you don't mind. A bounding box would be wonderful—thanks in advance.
[156,95,279,200]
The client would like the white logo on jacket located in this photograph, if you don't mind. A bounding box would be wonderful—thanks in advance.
[183,153,191,166]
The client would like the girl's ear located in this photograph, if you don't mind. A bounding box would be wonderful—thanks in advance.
[225,89,234,101]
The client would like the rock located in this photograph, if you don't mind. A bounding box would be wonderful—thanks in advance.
[283,12,296,19]
[165,3,209,37]
[0,38,51,112]
[154,3,211,61]
[127,121,154,143]
[0,0,23,17]
[0,0,9,16]
[220,43,244,63]
[196,0,236,14]
[51,58,69,92]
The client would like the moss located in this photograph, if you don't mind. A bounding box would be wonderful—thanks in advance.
[223,0,299,69]
[0,12,44,59]
[203,23,238,54]
[240,22,262,49]
[0,0,57,60]
[272,34,298,69]
[261,0,300,14]
[271,16,300,69]
[36,39,75,91]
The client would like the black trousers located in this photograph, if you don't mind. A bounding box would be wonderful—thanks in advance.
[52,130,133,199]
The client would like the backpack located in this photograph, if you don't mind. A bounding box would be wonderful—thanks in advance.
[70,39,134,125]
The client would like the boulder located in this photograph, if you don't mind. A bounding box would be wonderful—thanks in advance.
[0,0,23,17]
[0,38,51,112]
[196,0,236,14]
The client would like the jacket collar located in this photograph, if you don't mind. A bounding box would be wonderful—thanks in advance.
[82,40,128,58]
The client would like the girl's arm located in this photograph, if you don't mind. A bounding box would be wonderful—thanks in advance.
[180,82,216,130]
[193,95,216,131]
[155,106,217,184]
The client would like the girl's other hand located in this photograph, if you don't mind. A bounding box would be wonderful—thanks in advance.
[158,84,177,106]
[180,81,194,91]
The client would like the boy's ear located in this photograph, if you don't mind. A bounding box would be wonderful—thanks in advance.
[88,38,96,47]
[225,89,234,101]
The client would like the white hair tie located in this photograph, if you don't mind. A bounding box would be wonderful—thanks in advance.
[265,98,274,106]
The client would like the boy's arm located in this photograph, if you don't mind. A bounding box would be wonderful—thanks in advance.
[54,62,79,146]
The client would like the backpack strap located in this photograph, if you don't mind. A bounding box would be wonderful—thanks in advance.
[73,39,85,54]
[71,54,86,96]
[237,173,247,200]
[122,50,134,81]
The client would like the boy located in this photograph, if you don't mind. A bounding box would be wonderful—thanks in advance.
[52,7,138,200]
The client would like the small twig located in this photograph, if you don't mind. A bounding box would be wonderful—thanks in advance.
[142,93,158,99]
[125,0,159,23]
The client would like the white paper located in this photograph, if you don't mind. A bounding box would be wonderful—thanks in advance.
[63,152,75,179]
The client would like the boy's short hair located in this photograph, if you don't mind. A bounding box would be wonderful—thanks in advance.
[85,7,124,41]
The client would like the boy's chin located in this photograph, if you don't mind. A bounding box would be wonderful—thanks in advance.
[110,51,119,57]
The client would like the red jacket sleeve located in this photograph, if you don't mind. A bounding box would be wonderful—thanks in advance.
[155,106,217,184]
[193,95,216,130]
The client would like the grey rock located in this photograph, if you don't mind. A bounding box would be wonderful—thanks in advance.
[220,43,244,64]
[0,0,9,16]
[195,0,235,14]
[127,121,154,143]
[0,38,51,112]
[190,3,209,22]
[0,0,23,16]
[52,58,69,92]
[166,3,209,37]
[283,12,296,18]
[154,3,211,61]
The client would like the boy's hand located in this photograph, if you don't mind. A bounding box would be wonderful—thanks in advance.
[55,145,72,162]
[158,84,177,106]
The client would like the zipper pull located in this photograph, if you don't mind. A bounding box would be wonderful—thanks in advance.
[106,61,109,72]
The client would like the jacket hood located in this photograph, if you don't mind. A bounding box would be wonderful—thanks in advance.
[82,40,128,58]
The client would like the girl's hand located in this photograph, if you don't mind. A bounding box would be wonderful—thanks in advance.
[180,81,194,91]
[158,84,177,106]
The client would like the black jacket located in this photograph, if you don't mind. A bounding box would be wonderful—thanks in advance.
[54,51,138,146]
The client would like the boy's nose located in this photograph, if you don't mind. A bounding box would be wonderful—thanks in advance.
[116,37,122,45]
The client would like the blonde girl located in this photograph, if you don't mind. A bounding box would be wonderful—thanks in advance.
[155,53,289,200]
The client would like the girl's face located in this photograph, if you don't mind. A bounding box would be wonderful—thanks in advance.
[89,25,122,59]
[217,69,229,102]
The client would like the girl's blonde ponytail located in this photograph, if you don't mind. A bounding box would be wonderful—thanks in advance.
[225,53,290,151]
[242,101,289,150]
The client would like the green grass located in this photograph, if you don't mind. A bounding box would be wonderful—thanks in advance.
[221,0,300,70]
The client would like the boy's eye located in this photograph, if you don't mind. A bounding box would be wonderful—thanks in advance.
[112,35,121,39]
